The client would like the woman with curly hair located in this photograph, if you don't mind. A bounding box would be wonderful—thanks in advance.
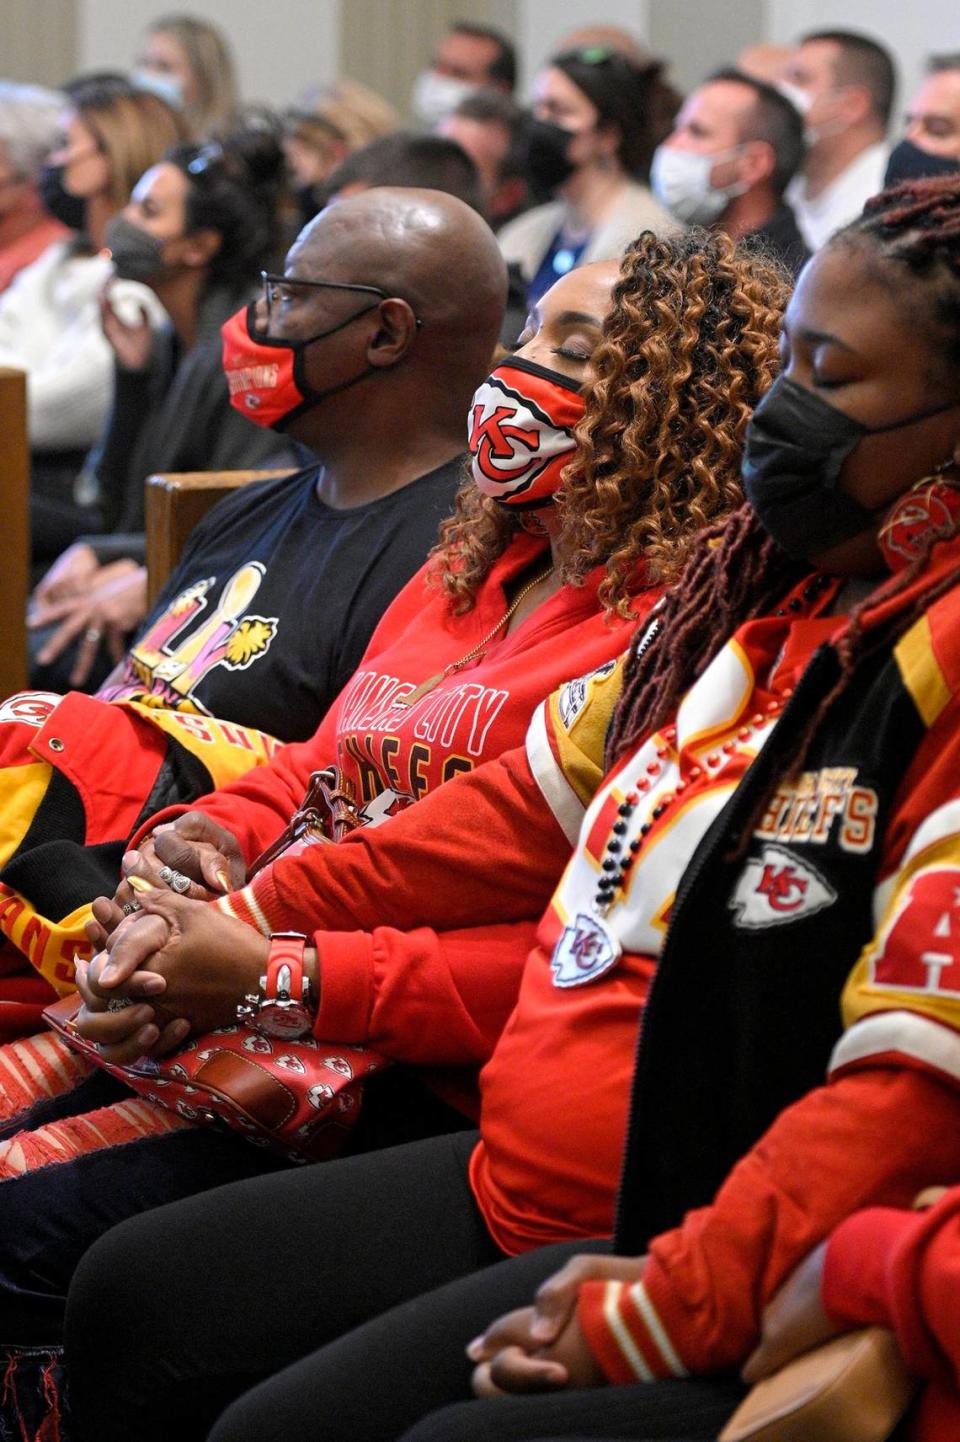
[0,230,788,1430]
[60,170,960,1442]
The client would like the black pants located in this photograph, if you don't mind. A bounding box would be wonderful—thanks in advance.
[65,1130,743,1442]
[0,1065,468,1346]
[397,1374,744,1442]
[0,1070,287,1345]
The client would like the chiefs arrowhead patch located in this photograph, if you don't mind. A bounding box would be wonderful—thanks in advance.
[551,912,621,987]
[729,842,837,929]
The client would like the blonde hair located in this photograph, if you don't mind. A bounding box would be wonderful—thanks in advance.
[149,14,238,139]
[286,78,400,166]
[77,87,186,210]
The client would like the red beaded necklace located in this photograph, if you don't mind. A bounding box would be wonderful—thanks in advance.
[589,572,835,919]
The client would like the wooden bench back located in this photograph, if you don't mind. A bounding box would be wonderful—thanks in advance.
[145,469,295,603]
[0,368,29,699]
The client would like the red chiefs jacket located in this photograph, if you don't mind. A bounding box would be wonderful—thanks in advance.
[559,542,960,1382]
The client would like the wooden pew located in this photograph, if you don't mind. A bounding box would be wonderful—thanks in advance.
[0,368,29,700]
[145,469,294,603]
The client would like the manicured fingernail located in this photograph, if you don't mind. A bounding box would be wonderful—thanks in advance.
[215,869,231,893]
[122,851,140,872]
[127,874,155,894]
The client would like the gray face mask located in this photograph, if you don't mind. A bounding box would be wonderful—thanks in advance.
[104,214,166,282]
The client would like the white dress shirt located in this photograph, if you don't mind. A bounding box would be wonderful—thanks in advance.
[786,141,889,251]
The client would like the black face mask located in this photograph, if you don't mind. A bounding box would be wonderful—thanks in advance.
[37,164,87,231]
[884,138,960,188]
[742,375,960,559]
[104,215,166,282]
[521,118,577,198]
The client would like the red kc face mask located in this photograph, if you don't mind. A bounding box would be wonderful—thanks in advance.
[221,299,380,432]
[469,355,586,509]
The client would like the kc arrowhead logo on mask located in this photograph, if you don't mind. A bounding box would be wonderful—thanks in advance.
[469,356,585,509]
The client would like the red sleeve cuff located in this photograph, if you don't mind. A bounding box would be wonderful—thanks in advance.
[577,1281,646,1384]
[576,1268,688,1385]
[312,931,375,1043]
[823,1208,917,1330]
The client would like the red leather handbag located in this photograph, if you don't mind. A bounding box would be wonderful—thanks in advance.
[44,769,388,1163]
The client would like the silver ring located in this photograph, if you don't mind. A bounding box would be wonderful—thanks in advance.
[83,627,102,644]
[158,865,191,894]
[106,996,131,1013]
[122,900,141,916]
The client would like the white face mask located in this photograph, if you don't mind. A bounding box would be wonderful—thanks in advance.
[650,144,748,225]
[777,81,813,117]
[802,97,853,149]
[411,70,476,128]
[778,83,850,148]
[131,67,185,109]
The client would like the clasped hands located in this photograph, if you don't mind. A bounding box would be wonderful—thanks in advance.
[76,811,265,1065]
[468,1241,840,1402]
[467,1254,644,1397]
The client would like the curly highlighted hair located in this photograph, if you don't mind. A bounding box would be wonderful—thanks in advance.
[430,228,791,617]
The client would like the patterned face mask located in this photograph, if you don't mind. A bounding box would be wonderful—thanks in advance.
[469,356,586,510]
[220,297,381,432]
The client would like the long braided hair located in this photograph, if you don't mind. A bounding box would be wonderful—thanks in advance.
[607,173,960,768]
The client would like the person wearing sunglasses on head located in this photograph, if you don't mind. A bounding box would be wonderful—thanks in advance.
[0,77,183,569]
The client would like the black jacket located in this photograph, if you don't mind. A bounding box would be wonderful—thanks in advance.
[614,632,926,1251]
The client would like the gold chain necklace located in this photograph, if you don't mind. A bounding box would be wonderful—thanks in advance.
[396,565,555,709]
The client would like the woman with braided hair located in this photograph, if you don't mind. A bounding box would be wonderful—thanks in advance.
[62,173,960,1441]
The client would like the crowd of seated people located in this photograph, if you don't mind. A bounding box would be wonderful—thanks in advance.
[2,12,960,1442]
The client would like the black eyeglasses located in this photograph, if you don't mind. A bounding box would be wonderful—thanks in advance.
[261,272,422,328]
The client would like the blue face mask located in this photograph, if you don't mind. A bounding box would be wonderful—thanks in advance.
[742,375,960,559]
[131,68,185,109]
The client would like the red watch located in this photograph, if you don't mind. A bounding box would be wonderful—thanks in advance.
[236,932,316,1039]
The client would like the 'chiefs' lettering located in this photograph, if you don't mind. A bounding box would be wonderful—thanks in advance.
[756,767,878,854]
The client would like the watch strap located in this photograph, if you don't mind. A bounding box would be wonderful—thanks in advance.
[265,932,307,1003]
